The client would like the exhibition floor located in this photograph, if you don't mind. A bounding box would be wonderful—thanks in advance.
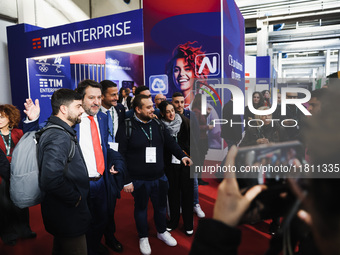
[0,178,271,255]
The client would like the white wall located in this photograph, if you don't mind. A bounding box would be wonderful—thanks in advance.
[0,19,15,104]
[92,0,140,18]
[0,0,17,19]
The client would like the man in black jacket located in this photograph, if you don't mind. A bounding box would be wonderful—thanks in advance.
[38,89,91,255]
[122,94,192,255]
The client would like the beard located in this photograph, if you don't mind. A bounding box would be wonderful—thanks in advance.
[67,113,82,126]
[138,113,152,122]
[83,104,100,116]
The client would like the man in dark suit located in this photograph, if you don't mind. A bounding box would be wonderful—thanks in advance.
[99,79,125,252]
[74,80,125,255]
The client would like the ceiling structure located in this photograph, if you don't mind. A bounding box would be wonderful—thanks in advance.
[236,0,340,78]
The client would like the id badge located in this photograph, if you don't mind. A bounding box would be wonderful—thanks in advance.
[171,155,181,165]
[109,142,119,152]
[146,147,156,163]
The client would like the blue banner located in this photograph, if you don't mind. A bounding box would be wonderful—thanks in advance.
[27,56,72,122]
[25,9,143,58]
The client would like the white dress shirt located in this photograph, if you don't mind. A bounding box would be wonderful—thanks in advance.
[79,113,102,178]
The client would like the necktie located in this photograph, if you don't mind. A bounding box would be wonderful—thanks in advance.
[107,109,114,143]
[88,116,105,175]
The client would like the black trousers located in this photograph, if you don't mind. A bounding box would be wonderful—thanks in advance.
[87,177,108,255]
[0,180,32,243]
[103,196,117,242]
[52,234,87,255]
[165,164,194,231]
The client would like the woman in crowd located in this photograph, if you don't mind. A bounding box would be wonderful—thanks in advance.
[240,106,289,147]
[118,87,131,111]
[244,91,265,130]
[159,101,194,235]
[0,104,36,246]
[262,90,271,107]
[239,105,289,234]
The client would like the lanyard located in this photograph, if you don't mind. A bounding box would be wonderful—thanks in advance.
[140,125,152,146]
[0,130,11,156]
[107,108,115,142]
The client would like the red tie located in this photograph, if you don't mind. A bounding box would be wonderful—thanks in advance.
[88,116,105,175]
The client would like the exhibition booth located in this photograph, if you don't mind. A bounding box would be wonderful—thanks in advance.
[6,0,278,154]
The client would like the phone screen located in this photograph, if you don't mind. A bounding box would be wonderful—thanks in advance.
[235,141,306,183]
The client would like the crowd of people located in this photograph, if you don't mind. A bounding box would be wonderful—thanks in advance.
[0,80,211,255]
[1,69,339,255]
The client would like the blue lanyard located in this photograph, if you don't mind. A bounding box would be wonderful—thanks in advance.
[0,130,12,156]
[107,108,115,142]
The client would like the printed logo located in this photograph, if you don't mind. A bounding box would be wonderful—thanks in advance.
[195,53,220,77]
[32,38,42,50]
[149,75,168,95]
[37,59,50,72]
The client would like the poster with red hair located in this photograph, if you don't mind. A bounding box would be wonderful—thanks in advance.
[144,0,245,152]
[143,0,244,102]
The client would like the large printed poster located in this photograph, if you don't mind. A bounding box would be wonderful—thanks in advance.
[144,0,245,152]
[27,56,72,122]
[143,0,222,102]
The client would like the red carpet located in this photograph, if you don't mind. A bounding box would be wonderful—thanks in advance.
[0,178,272,255]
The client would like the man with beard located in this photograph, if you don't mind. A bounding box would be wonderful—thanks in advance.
[38,89,91,255]
[23,80,126,255]
[122,94,192,255]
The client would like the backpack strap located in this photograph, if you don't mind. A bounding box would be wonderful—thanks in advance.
[37,125,76,162]
[125,118,134,140]
[153,118,165,142]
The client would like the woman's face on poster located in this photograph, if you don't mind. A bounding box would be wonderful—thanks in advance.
[173,58,194,92]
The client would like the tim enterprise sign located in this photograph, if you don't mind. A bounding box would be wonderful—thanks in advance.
[26,9,143,58]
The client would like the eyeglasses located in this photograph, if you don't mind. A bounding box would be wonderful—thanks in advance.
[155,98,166,101]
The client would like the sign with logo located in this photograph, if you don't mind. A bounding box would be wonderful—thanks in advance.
[195,53,220,77]
[27,56,72,122]
[149,75,169,95]
[25,9,143,58]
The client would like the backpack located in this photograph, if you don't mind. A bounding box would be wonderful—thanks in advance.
[125,117,164,141]
[10,125,76,209]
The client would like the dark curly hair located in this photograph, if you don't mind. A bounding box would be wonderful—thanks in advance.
[0,104,21,128]
[166,41,209,90]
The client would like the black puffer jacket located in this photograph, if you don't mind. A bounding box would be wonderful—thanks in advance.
[38,115,91,237]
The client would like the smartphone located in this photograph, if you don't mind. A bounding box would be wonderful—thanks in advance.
[235,141,306,219]
[235,140,306,185]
